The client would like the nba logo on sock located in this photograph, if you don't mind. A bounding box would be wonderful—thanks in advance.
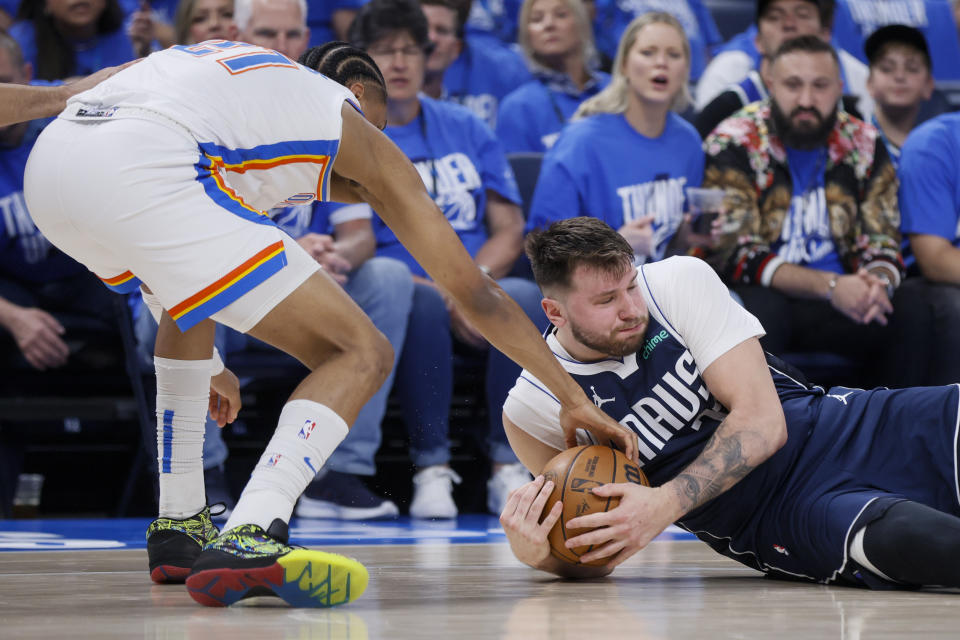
[298,420,316,440]
[267,453,283,466]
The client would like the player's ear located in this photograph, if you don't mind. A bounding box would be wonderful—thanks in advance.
[542,297,565,327]
[347,81,365,102]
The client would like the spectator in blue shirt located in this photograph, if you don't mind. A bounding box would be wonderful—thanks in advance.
[0,32,116,374]
[527,12,704,264]
[864,24,935,169]
[172,0,238,45]
[592,0,721,81]
[304,0,364,45]
[496,0,610,153]
[832,0,960,82]
[352,0,543,517]
[897,112,960,385]
[10,0,137,81]
[696,0,873,121]
[419,0,532,129]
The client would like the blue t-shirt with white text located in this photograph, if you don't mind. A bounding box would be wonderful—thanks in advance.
[831,0,960,81]
[526,111,704,262]
[772,147,844,273]
[375,97,521,277]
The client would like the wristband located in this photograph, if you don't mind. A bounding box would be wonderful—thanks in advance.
[210,346,225,376]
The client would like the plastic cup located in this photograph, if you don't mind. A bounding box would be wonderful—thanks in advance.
[686,187,726,234]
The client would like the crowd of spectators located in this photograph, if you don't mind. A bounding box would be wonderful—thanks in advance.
[3,0,960,519]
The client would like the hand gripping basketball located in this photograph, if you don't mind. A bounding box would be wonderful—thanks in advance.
[541,445,649,566]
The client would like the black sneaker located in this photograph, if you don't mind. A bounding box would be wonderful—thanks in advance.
[146,506,219,584]
[185,519,369,608]
[294,470,399,520]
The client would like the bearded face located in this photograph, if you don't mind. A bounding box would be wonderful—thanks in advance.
[767,49,844,150]
[770,95,839,150]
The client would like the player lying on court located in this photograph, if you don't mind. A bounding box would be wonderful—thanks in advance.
[23,42,635,608]
[500,217,960,589]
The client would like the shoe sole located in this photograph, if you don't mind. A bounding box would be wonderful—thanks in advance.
[185,549,369,608]
[151,565,192,584]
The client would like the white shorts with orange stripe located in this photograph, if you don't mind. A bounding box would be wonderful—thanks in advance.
[24,114,321,333]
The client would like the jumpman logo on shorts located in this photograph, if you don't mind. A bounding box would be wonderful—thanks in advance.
[827,391,855,405]
[591,386,615,409]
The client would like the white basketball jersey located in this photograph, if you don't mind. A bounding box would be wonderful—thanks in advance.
[60,41,357,211]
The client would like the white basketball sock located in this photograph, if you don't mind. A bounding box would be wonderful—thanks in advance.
[225,399,348,532]
[155,356,210,519]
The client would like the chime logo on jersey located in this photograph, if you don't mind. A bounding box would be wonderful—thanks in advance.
[298,419,317,440]
[267,453,283,466]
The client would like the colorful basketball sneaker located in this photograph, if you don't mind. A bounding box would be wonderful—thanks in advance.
[185,519,369,608]
[146,506,220,584]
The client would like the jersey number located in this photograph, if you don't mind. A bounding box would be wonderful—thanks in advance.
[172,40,298,75]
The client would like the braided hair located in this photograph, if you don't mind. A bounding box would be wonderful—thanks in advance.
[298,41,387,104]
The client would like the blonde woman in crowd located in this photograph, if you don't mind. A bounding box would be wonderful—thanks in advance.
[526,12,704,263]
[495,0,609,152]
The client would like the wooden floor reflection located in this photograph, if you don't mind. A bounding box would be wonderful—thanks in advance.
[2,541,958,639]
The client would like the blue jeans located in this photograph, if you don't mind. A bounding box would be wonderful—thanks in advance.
[134,257,413,475]
[396,277,545,467]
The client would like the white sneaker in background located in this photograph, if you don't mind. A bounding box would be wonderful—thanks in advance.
[409,465,461,519]
[487,463,533,515]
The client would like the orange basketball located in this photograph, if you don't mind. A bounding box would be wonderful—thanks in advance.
[541,445,649,566]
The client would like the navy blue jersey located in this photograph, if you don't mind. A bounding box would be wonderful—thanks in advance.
[505,256,960,585]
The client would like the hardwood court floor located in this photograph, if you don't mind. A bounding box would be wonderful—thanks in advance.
[2,540,959,639]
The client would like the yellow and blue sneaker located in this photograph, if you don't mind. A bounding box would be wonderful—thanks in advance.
[185,519,368,608]
[146,506,220,584]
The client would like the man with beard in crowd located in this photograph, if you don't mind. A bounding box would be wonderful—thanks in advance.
[700,35,935,388]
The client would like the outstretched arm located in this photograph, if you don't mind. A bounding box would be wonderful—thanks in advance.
[332,104,638,461]
[0,61,137,127]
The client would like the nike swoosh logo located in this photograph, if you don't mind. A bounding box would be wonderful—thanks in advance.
[304,457,317,474]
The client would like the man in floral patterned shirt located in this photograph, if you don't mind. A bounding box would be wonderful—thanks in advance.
[702,35,932,387]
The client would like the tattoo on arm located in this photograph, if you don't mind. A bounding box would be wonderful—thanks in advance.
[672,429,759,513]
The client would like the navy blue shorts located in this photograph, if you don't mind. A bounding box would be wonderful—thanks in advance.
[684,384,960,586]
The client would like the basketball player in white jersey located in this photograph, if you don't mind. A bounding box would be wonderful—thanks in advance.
[22,41,635,608]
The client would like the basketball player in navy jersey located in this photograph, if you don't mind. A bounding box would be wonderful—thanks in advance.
[501,216,960,589]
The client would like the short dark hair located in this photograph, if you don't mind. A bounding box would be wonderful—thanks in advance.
[348,0,432,52]
[756,0,834,29]
[420,0,469,39]
[299,42,387,104]
[525,218,635,293]
[864,24,932,72]
[769,34,840,69]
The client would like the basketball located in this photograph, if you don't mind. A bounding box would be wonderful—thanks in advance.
[541,445,650,566]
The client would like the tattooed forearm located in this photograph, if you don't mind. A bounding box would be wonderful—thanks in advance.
[670,428,764,513]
